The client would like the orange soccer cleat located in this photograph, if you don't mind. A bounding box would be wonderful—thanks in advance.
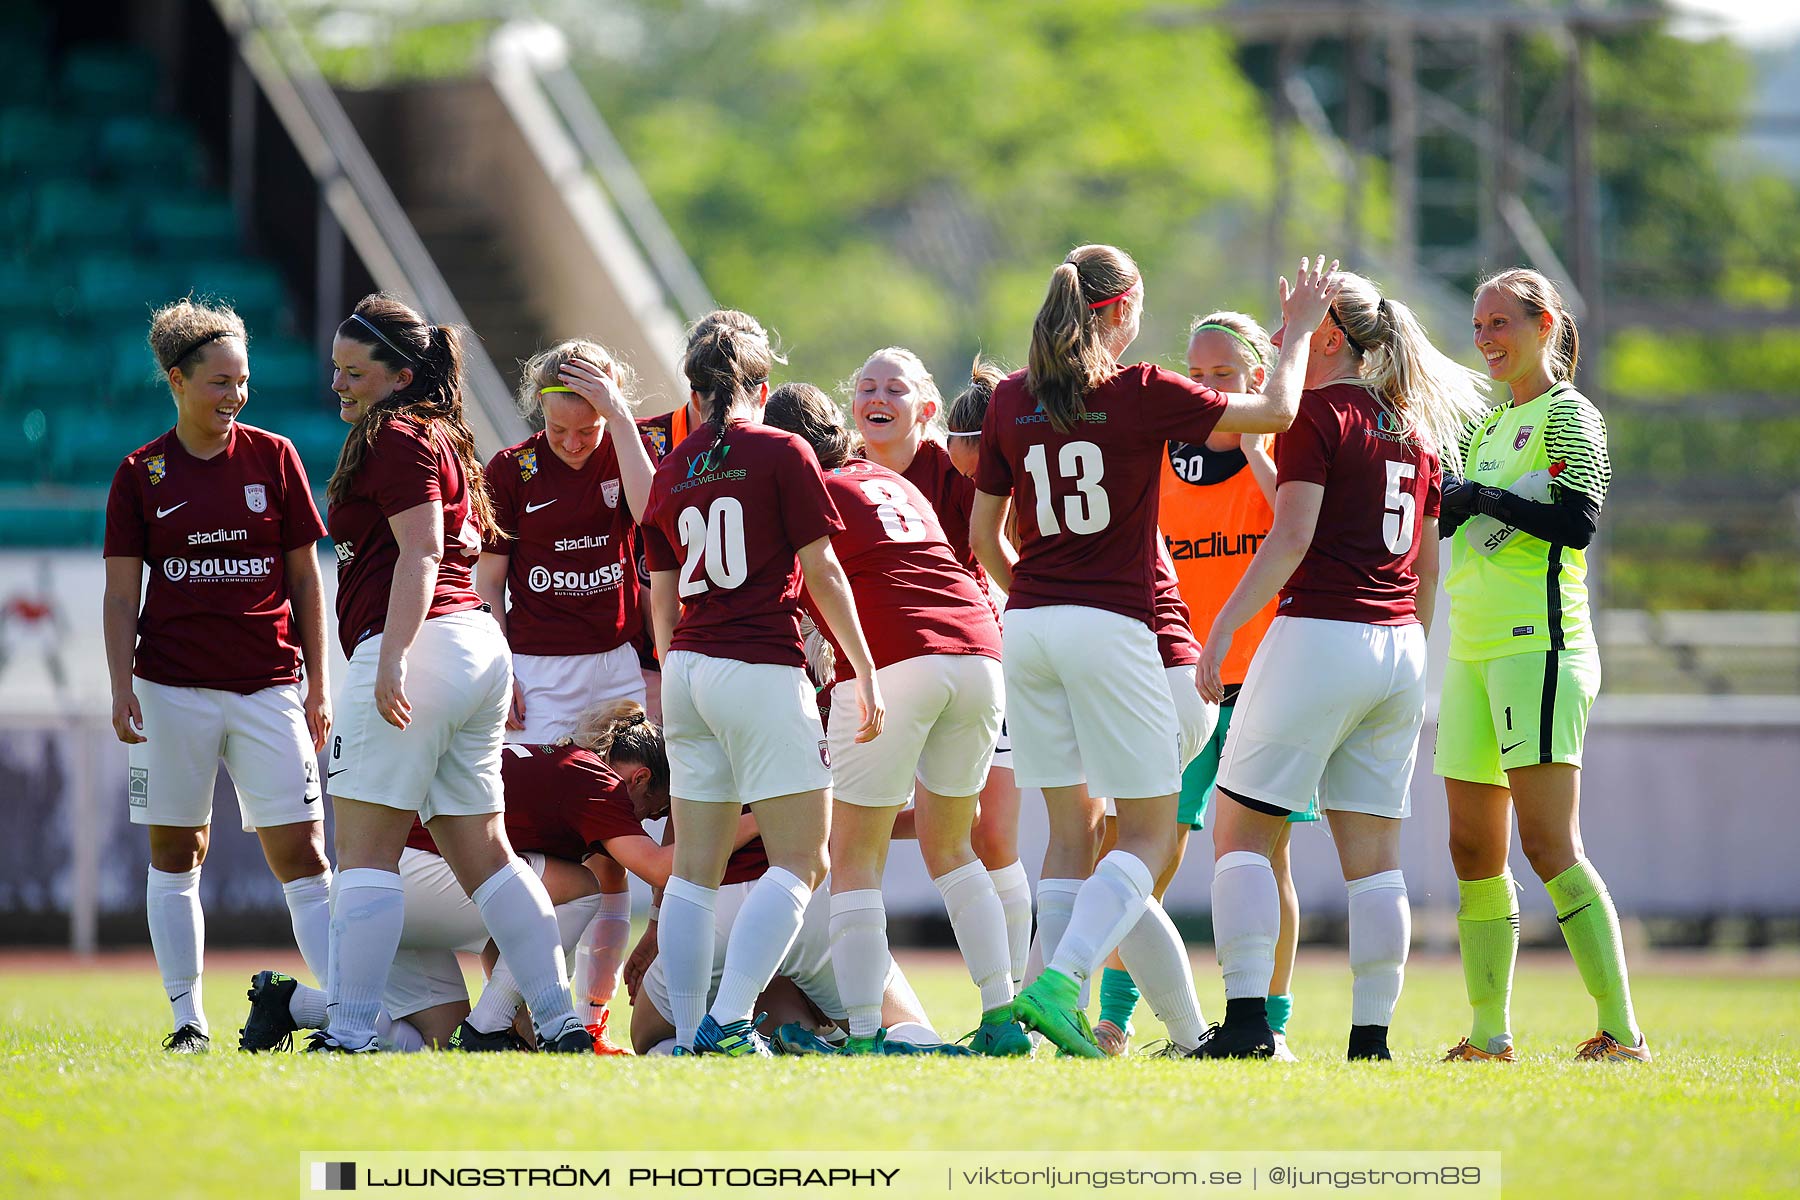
[1441,1037,1517,1062]
[586,1009,634,1056]
[1574,1032,1653,1063]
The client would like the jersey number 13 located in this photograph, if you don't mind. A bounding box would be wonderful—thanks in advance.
[1023,441,1110,535]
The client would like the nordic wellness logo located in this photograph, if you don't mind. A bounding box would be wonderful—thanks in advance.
[1367,408,1421,447]
[673,442,747,492]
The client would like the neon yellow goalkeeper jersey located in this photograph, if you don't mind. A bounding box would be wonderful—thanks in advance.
[1445,381,1611,661]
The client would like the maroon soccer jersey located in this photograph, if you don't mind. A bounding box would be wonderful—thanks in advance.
[1151,540,1200,667]
[976,365,1226,626]
[485,430,642,656]
[803,459,1001,678]
[327,417,483,656]
[405,742,638,860]
[103,424,326,694]
[1273,383,1442,625]
[641,422,843,668]
[900,440,989,593]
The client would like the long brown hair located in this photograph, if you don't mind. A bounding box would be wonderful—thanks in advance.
[764,382,857,469]
[682,309,781,454]
[1026,244,1139,432]
[327,293,498,539]
[946,355,1008,435]
[1475,268,1580,383]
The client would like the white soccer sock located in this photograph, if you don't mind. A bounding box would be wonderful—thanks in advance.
[325,867,405,1049]
[1212,850,1278,1001]
[828,889,890,1039]
[289,980,329,1029]
[711,867,812,1025]
[281,869,332,986]
[1116,898,1205,1048]
[1347,870,1410,1027]
[146,865,205,1034]
[933,860,1015,1011]
[660,876,718,1048]
[884,1020,939,1046]
[1027,877,1082,985]
[375,1012,425,1053]
[644,1037,679,1057]
[987,860,1033,987]
[1048,852,1154,986]
[469,894,603,1035]
[576,891,633,1020]
[472,859,577,1042]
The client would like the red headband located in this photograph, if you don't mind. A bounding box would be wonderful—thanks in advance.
[1088,292,1128,310]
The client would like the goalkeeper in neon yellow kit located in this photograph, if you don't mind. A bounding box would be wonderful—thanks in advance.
[1435,268,1649,1064]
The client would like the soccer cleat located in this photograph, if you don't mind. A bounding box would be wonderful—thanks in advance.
[692,1013,772,1058]
[1271,1031,1298,1062]
[162,1024,210,1054]
[1347,1024,1392,1061]
[1574,1032,1653,1063]
[963,1008,1033,1057]
[842,1029,971,1056]
[1137,1039,1187,1059]
[1442,1037,1517,1063]
[238,970,300,1053]
[771,1023,843,1055]
[1009,970,1103,1059]
[1184,1020,1274,1060]
[1094,1018,1131,1057]
[448,1020,533,1052]
[585,1009,632,1056]
[302,1030,377,1054]
[541,1019,596,1054]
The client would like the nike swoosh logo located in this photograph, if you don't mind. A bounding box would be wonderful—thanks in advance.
[1500,739,1527,754]
[1556,902,1593,925]
[525,499,557,513]
[156,502,188,518]
[327,768,346,779]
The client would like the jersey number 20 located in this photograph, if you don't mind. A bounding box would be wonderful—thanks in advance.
[1023,441,1110,535]
[677,497,747,596]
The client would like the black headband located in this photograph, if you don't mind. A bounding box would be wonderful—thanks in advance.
[348,312,416,364]
[163,330,233,372]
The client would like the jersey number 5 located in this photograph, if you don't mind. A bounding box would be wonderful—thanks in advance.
[1023,441,1110,535]
[1382,460,1416,553]
[677,497,748,597]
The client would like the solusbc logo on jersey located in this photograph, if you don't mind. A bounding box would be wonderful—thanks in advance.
[146,455,166,486]
[518,449,538,482]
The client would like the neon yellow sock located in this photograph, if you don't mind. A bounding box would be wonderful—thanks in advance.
[1456,873,1518,1054]
[1546,859,1641,1045]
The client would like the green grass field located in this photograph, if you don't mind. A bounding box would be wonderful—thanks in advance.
[2,950,1795,1199]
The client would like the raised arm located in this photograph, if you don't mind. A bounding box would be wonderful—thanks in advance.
[1213,256,1340,435]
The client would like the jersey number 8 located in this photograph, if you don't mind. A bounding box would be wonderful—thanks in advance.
[1023,441,1110,535]
[860,478,927,542]
[677,497,748,596]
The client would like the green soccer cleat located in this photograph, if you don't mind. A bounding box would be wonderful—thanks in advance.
[692,1014,772,1058]
[841,1029,971,1056]
[1009,970,1103,1059]
[239,970,300,1053]
[964,1008,1033,1057]
[771,1023,842,1055]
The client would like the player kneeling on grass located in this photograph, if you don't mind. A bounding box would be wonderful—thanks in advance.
[238,700,665,1053]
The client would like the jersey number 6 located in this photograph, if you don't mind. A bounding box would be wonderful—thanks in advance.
[677,497,748,597]
[1023,441,1110,535]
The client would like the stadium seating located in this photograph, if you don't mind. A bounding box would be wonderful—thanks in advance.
[0,14,337,545]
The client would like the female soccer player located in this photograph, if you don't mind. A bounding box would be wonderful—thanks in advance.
[103,298,333,1052]
[640,309,884,1056]
[1437,269,1648,1063]
[1093,312,1316,1059]
[313,294,586,1053]
[972,246,1337,1057]
[239,700,665,1052]
[940,358,1033,987]
[475,338,655,1050]
[763,383,1022,1055]
[1195,271,1488,1061]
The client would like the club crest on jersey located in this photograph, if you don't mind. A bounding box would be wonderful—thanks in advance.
[646,426,668,457]
[244,483,267,513]
[518,449,538,482]
[819,740,831,768]
[602,478,621,509]
[146,455,166,486]
[1513,425,1534,451]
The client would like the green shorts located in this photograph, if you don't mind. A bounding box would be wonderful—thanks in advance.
[1433,647,1600,787]
[1179,700,1321,829]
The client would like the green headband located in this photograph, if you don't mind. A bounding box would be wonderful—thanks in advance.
[539,385,578,395]
[1193,323,1264,366]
